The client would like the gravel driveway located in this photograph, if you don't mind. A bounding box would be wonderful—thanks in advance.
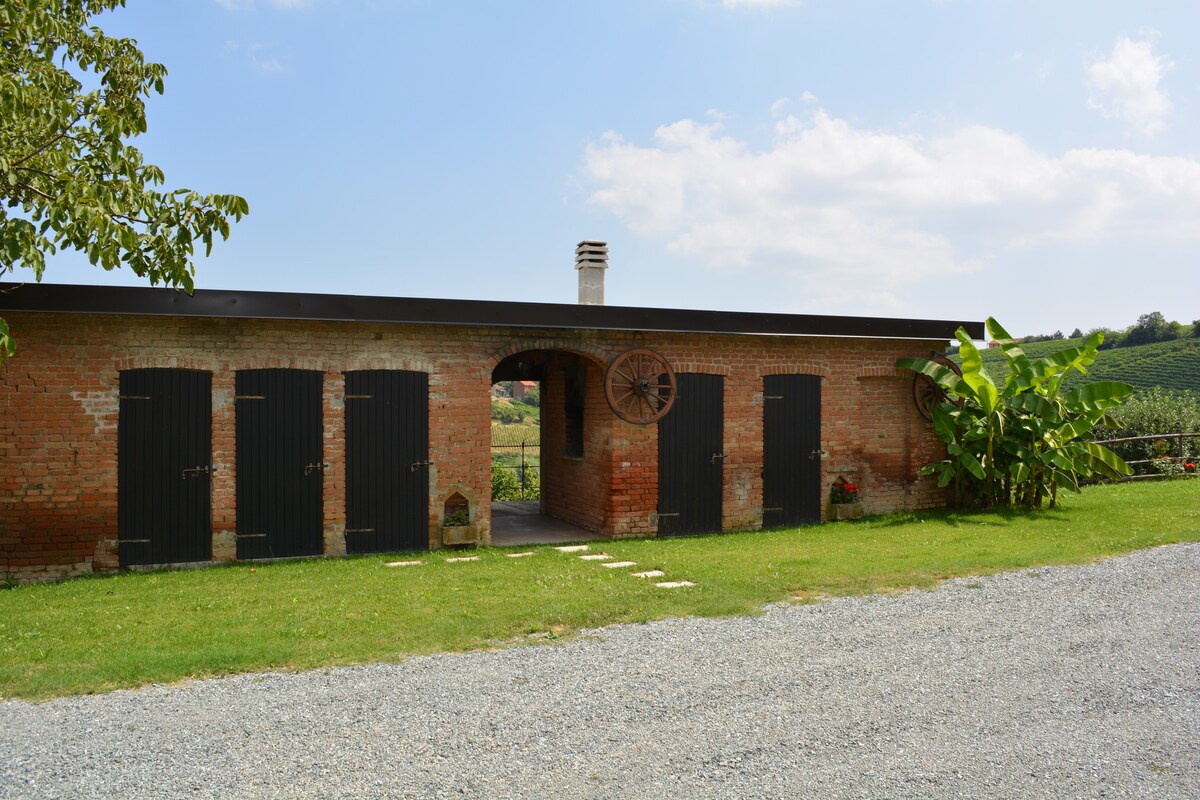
[3,543,1198,800]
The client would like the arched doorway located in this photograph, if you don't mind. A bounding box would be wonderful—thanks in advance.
[489,349,608,545]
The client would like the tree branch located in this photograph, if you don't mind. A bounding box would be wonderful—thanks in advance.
[10,113,84,167]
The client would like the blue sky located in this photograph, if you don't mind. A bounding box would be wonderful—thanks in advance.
[35,0,1200,338]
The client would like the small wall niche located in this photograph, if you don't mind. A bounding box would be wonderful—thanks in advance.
[442,491,470,526]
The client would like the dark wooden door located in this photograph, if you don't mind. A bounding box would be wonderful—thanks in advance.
[762,374,822,527]
[118,368,212,566]
[235,369,324,559]
[658,373,724,536]
[344,370,429,554]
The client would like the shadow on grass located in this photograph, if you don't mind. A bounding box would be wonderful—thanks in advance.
[865,503,1072,530]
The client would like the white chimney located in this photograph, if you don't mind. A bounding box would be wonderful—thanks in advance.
[575,240,608,305]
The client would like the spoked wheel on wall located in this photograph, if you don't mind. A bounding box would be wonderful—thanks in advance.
[604,347,678,425]
[912,353,964,421]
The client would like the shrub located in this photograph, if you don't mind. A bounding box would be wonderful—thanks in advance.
[1151,457,1187,477]
[1094,388,1200,472]
[491,463,540,501]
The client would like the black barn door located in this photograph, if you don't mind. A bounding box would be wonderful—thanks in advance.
[236,369,324,559]
[763,374,822,527]
[658,373,724,536]
[118,369,212,566]
[344,370,429,554]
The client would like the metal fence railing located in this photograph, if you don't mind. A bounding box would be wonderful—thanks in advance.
[491,438,541,500]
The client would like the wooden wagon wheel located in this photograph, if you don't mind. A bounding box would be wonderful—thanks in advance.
[605,348,677,425]
[912,353,964,422]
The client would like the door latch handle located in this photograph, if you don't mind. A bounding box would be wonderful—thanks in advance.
[710,453,727,464]
[809,449,828,461]
[304,462,330,475]
[181,465,211,479]
[410,460,432,472]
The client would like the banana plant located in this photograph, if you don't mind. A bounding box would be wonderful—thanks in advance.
[897,317,1133,509]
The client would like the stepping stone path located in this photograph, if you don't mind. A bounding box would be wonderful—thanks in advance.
[550,544,696,588]
[387,546,697,588]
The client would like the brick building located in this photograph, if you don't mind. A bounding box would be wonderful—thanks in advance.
[0,247,982,582]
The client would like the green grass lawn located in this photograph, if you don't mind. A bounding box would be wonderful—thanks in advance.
[2,480,1197,700]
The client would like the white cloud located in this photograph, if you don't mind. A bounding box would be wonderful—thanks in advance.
[256,56,284,73]
[1087,34,1174,136]
[581,107,1200,309]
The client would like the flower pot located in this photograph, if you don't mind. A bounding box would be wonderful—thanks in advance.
[832,502,863,520]
[441,524,480,546]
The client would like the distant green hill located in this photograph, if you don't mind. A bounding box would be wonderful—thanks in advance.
[958,336,1200,395]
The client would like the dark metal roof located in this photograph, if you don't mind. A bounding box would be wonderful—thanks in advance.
[0,282,984,340]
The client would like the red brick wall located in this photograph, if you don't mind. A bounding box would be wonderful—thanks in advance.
[1,311,946,581]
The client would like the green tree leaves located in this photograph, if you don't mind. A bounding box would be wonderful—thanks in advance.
[899,317,1133,509]
[0,0,246,357]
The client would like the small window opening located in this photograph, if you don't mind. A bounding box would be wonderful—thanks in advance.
[564,364,585,458]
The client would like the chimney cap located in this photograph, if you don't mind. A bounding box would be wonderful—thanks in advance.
[575,240,608,269]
